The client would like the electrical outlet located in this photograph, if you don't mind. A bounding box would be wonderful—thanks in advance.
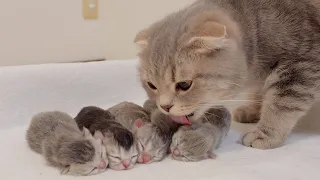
[83,0,98,20]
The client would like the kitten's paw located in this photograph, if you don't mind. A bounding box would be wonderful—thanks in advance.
[170,125,214,162]
[233,105,260,123]
[241,128,284,149]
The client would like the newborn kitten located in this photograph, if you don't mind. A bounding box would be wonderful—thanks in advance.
[170,106,231,162]
[26,111,107,176]
[134,0,320,149]
[108,101,180,164]
[74,106,138,171]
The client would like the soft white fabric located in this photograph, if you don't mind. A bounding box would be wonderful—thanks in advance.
[0,60,319,180]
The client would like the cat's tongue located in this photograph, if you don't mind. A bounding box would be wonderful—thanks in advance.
[169,115,191,125]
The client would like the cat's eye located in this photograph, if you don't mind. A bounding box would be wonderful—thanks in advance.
[176,81,192,91]
[147,82,157,90]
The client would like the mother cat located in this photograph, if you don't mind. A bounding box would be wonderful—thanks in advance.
[134,0,320,150]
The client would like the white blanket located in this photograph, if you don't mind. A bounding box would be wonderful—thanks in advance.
[1,60,319,180]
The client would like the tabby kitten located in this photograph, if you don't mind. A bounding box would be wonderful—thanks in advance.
[108,101,180,163]
[26,111,107,176]
[134,0,320,149]
[171,106,231,161]
[74,106,138,171]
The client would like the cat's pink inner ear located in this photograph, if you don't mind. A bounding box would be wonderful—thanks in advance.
[134,28,150,50]
[134,119,144,128]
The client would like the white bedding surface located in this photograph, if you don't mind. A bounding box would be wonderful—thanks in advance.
[0,60,319,180]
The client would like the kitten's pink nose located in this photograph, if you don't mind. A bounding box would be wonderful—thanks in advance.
[98,161,107,169]
[122,160,130,169]
[142,154,151,163]
[173,149,180,156]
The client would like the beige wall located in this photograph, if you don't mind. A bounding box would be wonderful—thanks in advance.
[0,0,195,66]
[101,0,195,60]
[0,0,107,66]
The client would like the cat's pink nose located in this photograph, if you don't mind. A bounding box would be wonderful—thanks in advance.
[142,154,151,163]
[98,161,107,169]
[122,160,130,169]
[173,149,180,156]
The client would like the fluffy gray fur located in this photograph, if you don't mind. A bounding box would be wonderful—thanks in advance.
[171,106,231,161]
[135,0,320,150]
[74,106,138,171]
[108,100,180,163]
[26,111,108,176]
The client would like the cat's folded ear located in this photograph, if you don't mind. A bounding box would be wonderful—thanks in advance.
[185,21,229,54]
[134,28,151,51]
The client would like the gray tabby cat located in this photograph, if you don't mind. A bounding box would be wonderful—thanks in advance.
[74,106,138,170]
[26,111,108,176]
[171,106,231,161]
[108,100,181,164]
[134,0,320,150]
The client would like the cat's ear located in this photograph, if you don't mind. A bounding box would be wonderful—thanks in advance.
[93,130,104,140]
[134,28,150,50]
[82,127,92,138]
[186,21,228,54]
[134,119,145,128]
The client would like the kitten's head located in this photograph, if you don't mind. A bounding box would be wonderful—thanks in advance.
[59,128,108,176]
[102,129,138,171]
[170,125,214,162]
[132,119,169,164]
[135,11,247,122]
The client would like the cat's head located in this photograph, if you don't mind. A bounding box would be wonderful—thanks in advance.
[135,11,247,122]
[132,119,169,164]
[59,128,108,176]
[102,128,138,171]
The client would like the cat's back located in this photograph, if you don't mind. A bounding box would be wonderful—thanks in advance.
[26,111,77,153]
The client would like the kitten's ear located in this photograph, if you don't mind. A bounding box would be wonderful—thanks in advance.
[134,28,150,50]
[134,119,145,128]
[82,127,92,138]
[93,130,104,140]
[186,21,228,54]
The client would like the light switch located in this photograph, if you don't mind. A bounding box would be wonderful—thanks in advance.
[83,0,98,20]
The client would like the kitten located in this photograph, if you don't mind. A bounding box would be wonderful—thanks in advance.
[170,106,231,162]
[26,111,108,176]
[134,0,320,149]
[74,106,138,170]
[108,101,180,164]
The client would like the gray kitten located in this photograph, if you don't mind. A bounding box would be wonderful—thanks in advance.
[26,111,108,176]
[108,100,181,164]
[74,106,138,171]
[170,106,231,162]
[134,0,320,149]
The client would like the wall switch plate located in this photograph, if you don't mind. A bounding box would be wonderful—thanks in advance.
[83,0,98,20]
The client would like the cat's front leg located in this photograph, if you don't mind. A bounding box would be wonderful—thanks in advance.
[170,124,216,162]
[242,68,316,149]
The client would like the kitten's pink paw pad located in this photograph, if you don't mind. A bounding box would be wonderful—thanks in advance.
[173,149,180,156]
[241,128,283,149]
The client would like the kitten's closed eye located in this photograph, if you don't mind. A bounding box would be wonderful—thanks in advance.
[109,155,121,160]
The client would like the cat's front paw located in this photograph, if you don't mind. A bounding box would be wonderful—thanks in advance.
[241,128,285,149]
[233,105,260,123]
[170,125,216,162]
